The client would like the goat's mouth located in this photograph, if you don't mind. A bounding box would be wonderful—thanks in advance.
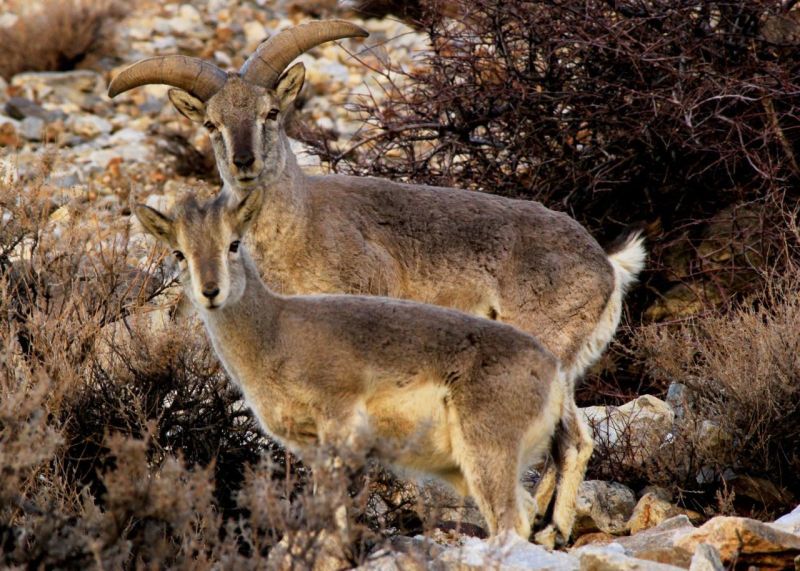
[237,175,259,185]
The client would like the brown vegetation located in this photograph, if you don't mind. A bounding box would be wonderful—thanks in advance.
[0,168,398,567]
[310,0,800,308]
[0,0,127,80]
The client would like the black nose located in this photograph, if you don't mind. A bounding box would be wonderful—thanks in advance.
[202,284,220,299]
[233,153,255,170]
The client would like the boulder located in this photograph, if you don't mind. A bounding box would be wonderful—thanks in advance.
[358,534,581,571]
[675,516,800,569]
[688,543,723,571]
[578,543,685,571]
[436,536,578,570]
[20,117,45,142]
[574,481,637,535]
[11,70,104,107]
[68,114,113,139]
[627,493,703,534]
[772,504,800,535]
[612,515,696,568]
[581,396,674,470]
[266,529,349,571]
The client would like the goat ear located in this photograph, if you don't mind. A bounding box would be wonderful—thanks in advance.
[233,188,264,233]
[168,89,206,122]
[134,204,175,245]
[275,62,305,110]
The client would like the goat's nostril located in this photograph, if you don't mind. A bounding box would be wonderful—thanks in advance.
[202,285,220,299]
[233,154,255,170]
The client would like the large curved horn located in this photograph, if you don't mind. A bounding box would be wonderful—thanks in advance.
[108,56,228,101]
[241,20,368,88]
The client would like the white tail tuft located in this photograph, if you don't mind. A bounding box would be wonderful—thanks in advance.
[607,232,646,293]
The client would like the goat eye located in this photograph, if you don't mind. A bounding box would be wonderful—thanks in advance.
[229,240,240,253]
[266,109,279,121]
[204,121,217,132]
[173,250,185,262]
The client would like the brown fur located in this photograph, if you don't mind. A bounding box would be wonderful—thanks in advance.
[134,189,591,542]
[160,66,647,544]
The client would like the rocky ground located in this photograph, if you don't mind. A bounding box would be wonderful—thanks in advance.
[0,1,798,569]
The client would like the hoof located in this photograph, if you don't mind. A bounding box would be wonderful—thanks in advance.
[533,525,568,550]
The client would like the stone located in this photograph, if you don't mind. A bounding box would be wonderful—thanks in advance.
[0,121,19,147]
[20,116,45,141]
[578,543,685,571]
[688,543,724,571]
[11,70,102,95]
[0,12,19,28]
[665,382,689,418]
[695,420,731,459]
[266,529,349,571]
[5,97,50,121]
[358,534,581,570]
[772,504,800,535]
[437,535,579,570]
[82,143,153,171]
[574,481,637,535]
[674,516,800,569]
[244,21,268,50]
[68,114,112,139]
[48,167,82,190]
[612,515,696,568]
[416,478,486,535]
[627,493,702,534]
[582,395,674,470]
[107,128,147,146]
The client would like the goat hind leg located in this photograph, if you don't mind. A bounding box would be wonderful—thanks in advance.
[535,405,593,548]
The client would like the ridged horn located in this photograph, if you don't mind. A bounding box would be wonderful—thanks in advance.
[241,20,368,87]
[108,56,228,101]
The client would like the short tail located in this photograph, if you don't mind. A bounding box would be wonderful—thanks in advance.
[606,231,647,293]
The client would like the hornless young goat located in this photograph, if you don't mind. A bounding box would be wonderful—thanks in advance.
[110,20,646,542]
[134,187,590,543]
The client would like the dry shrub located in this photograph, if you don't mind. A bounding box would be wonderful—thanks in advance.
[632,280,800,511]
[0,162,393,567]
[0,0,127,80]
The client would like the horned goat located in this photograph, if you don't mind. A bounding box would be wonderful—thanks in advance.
[111,20,646,544]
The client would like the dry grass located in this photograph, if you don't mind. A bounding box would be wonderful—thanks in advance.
[630,280,800,515]
[0,0,127,80]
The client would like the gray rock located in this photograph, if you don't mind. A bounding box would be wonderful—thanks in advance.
[48,167,82,190]
[11,70,102,95]
[675,516,800,568]
[437,536,578,570]
[107,128,147,146]
[20,116,45,141]
[5,97,49,121]
[81,143,152,172]
[688,543,724,571]
[627,493,701,534]
[417,479,486,534]
[665,382,689,418]
[574,481,637,535]
[581,396,675,471]
[610,515,696,568]
[772,504,800,535]
[68,114,112,139]
[578,543,685,571]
